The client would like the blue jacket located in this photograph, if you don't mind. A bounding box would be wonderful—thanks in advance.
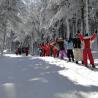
[64,40,73,50]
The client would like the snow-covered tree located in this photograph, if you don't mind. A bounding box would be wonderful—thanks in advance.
[0,0,23,55]
[0,0,98,55]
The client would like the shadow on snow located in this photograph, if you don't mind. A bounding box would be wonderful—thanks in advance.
[0,56,98,98]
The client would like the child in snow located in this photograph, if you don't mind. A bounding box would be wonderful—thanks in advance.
[57,37,65,59]
[78,30,97,68]
[53,45,58,58]
[65,37,74,62]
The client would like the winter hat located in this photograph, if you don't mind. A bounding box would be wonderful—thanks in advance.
[85,32,89,36]
[77,30,80,33]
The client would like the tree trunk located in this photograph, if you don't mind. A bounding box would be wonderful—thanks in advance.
[1,29,6,56]
[66,18,70,39]
[81,0,85,35]
[30,33,34,55]
[85,0,89,33]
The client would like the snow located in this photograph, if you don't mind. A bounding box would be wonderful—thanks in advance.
[0,54,98,98]
[40,57,98,85]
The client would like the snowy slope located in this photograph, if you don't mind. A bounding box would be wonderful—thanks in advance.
[39,57,98,86]
[0,54,98,98]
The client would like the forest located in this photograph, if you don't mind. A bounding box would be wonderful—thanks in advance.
[0,0,98,56]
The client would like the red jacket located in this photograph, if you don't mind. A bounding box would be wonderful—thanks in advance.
[45,44,50,56]
[78,33,96,49]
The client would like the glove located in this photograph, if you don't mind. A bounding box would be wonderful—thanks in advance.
[95,30,97,34]
[77,30,80,34]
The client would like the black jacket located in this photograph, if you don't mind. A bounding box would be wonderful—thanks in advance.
[73,38,81,48]
[57,39,64,50]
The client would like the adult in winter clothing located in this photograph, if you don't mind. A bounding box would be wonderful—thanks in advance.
[41,43,45,56]
[49,41,54,56]
[64,37,74,62]
[78,31,97,68]
[50,45,53,56]
[73,34,83,64]
[25,47,29,56]
[39,44,42,56]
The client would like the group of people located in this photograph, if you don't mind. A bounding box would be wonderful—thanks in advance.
[15,30,97,68]
[16,47,29,56]
[38,30,97,68]
[38,41,58,58]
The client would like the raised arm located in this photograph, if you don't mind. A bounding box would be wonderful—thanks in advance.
[77,31,84,41]
[90,31,97,41]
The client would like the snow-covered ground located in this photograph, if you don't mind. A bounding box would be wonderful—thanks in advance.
[0,53,98,98]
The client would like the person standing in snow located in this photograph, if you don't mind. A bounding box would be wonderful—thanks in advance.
[49,42,53,56]
[53,45,58,58]
[56,37,65,59]
[15,48,19,55]
[65,37,74,62]
[38,44,43,56]
[73,34,83,64]
[78,30,97,68]
[25,47,29,56]
[45,43,50,56]
[41,43,45,56]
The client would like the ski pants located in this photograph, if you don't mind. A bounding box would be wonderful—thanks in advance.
[59,50,65,59]
[53,49,58,58]
[74,48,83,61]
[83,49,94,65]
[67,49,74,59]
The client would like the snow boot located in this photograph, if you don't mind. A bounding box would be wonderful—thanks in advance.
[85,65,88,68]
[72,58,74,62]
[76,61,78,64]
[92,64,96,68]
[68,58,71,62]
[82,61,84,64]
